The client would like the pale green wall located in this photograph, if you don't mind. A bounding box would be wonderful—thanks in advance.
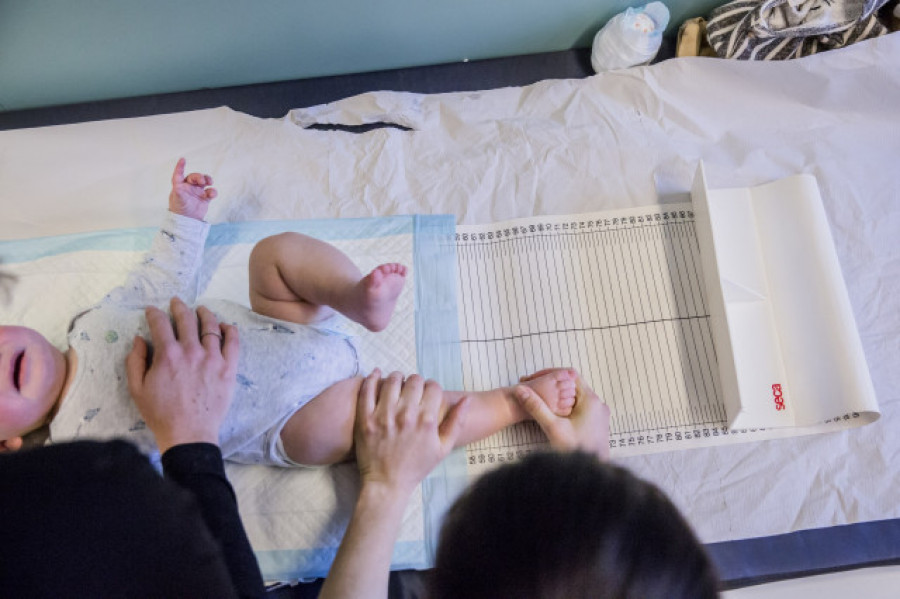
[0,0,719,112]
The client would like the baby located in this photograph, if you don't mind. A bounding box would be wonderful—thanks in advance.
[0,159,577,466]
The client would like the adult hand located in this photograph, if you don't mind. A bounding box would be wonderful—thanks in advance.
[319,371,470,599]
[515,369,610,459]
[168,157,217,221]
[125,296,239,454]
[355,370,469,496]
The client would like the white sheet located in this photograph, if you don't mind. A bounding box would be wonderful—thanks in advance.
[2,32,898,573]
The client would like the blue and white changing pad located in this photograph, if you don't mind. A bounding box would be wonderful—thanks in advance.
[0,214,468,581]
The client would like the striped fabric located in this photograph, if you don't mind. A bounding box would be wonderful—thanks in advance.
[707,0,889,59]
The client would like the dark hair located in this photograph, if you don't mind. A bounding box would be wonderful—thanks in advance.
[430,451,719,599]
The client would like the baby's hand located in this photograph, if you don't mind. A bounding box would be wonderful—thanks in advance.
[518,368,577,416]
[168,157,217,221]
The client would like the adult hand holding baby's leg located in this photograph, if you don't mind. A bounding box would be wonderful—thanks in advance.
[355,370,469,495]
[319,371,469,599]
[125,296,239,454]
[168,157,217,221]
[515,369,611,459]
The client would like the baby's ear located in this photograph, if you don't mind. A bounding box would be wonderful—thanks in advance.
[0,436,24,452]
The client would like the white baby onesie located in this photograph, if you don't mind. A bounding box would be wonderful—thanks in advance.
[50,212,360,466]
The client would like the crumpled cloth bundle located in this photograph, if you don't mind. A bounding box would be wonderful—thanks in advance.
[707,0,889,59]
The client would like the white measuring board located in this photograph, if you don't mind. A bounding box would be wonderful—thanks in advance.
[455,200,876,475]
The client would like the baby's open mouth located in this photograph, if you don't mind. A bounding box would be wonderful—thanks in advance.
[13,351,23,391]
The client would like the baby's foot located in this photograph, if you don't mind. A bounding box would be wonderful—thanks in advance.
[355,263,407,332]
[519,369,577,417]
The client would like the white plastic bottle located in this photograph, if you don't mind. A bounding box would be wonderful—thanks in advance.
[591,2,671,73]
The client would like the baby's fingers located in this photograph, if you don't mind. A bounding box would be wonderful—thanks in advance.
[184,172,212,187]
[171,158,186,186]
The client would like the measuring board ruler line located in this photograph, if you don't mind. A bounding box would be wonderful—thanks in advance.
[455,207,737,469]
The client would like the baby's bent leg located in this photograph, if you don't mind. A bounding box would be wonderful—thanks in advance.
[249,232,406,331]
[279,376,363,466]
[249,233,361,325]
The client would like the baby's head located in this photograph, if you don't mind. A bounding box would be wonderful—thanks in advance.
[431,451,719,599]
[0,325,68,450]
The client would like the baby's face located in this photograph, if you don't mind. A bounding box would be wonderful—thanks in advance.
[0,326,67,441]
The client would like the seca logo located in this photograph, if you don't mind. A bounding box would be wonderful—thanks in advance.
[772,384,785,411]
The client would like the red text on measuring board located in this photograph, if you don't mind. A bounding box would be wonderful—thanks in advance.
[772,384,786,411]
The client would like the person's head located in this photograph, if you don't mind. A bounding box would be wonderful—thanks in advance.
[0,325,67,449]
[430,451,719,599]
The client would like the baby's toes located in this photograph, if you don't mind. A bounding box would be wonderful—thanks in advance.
[556,396,576,416]
[558,377,576,398]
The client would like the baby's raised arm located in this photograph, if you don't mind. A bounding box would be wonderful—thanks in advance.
[168,157,217,221]
[101,159,217,308]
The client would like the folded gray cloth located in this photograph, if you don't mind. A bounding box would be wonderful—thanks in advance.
[707,0,889,59]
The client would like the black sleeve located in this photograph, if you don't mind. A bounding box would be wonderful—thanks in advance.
[0,440,240,598]
[162,443,266,599]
